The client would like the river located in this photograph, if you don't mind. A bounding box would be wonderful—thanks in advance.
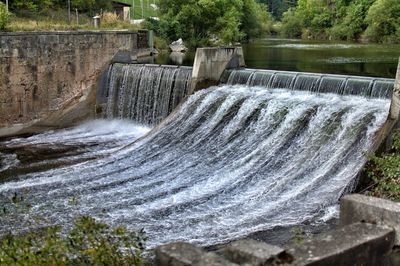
[156,37,400,78]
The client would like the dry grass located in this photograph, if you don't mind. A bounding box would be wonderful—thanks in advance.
[5,12,142,32]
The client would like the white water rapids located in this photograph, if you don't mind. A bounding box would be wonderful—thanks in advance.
[0,85,390,248]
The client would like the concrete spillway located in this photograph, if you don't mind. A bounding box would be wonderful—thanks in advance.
[222,68,394,99]
[0,64,392,248]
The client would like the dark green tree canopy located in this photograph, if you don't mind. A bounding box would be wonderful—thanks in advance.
[153,0,273,47]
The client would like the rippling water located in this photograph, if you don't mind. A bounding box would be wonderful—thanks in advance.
[0,85,390,248]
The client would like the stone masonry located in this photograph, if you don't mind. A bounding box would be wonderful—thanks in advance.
[0,30,150,134]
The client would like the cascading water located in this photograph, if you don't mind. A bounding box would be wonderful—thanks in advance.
[0,79,390,248]
[103,64,192,125]
[222,68,395,99]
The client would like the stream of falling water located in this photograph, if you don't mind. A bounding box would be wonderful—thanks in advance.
[0,85,390,248]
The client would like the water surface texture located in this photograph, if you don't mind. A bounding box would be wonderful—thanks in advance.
[156,38,400,78]
[0,85,389,248]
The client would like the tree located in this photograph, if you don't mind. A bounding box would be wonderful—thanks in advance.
[0,2,10,31]
[329,0,374,41]
[365,0,400,43]
[155,0,273,47]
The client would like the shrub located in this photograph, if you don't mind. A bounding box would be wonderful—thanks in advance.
[0,216,147,265]
[364,0,400,43]
[280,8,303,38]
[366,130,400,201]
[0,2,11,31]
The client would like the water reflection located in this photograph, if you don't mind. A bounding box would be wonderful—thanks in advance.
[242,38,400,78]
[155,38,400,78]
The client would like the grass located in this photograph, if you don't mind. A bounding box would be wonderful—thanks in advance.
[5,10,142,32]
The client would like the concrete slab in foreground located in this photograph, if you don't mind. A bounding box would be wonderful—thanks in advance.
[286,222,395,266]
[341,194,400,245]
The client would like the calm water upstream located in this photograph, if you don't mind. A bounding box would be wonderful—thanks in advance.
[156,38,400,78]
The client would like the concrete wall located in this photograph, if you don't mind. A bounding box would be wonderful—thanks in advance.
[191,47,245,93]
[0,30,151,137]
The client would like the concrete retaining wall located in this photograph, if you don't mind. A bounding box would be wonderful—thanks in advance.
[0,30,151,137]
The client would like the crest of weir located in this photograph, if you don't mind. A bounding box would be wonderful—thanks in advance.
[221,68,395,99]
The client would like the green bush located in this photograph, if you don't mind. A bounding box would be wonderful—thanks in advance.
[0,2,11,31]
[280,8,303,38]
[0,216,147,265]
[156,0,274,47]
[364,0,400,43]
[366,130,400,201]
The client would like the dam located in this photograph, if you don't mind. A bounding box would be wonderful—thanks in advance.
[0,47,397,250]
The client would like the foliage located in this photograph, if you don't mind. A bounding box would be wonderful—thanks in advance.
[0,2,10,31]
[279,0,400,43]
[364,0,400,43]
[5,12,141,32]
[366,130,400,201]
[0,216,147,265]
[155,0,273,47]
[7,0,111,16]
[291,227,306,245]
[0,192,147,265]
[257,0,297,19]
[281,8,303,38]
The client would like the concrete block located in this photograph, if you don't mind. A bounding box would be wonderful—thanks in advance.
[223,239,292,265]
[191,47,245,93]
[340,194,400,245]
[155,242,238,266]
[389,57,400,119]
[287,222,395,266]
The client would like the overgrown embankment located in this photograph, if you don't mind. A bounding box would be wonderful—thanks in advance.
[279,0,400,44]
[364,130,400,201]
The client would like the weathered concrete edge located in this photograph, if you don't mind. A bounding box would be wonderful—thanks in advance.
[341,194,400,246]
[154,222,395,266]
[287,222,395,266]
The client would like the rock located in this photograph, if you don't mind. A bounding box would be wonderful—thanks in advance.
[169,38,187,52]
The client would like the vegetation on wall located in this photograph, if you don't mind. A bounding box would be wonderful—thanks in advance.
[279,0,400,43]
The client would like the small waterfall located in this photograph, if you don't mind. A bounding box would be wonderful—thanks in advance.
[104,64,192,125]
[222,69,395,99]
[0,85,390,248]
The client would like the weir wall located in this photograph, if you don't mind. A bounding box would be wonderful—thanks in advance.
[0,30,151,137]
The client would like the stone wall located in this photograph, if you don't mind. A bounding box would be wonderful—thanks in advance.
[0,30,150,136]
